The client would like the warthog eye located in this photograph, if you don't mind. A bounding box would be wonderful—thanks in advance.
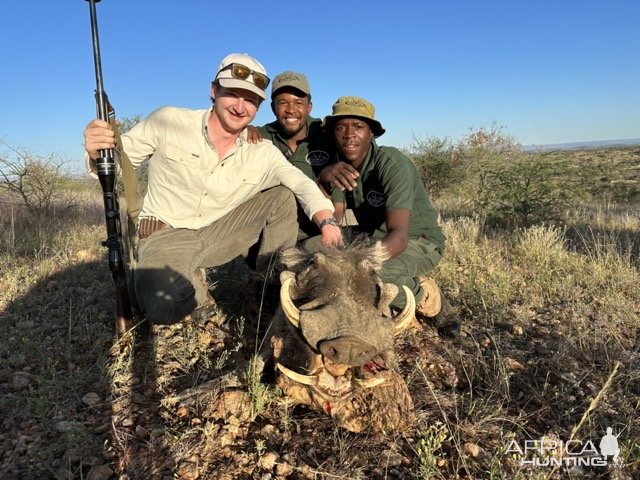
[299,299,327,311]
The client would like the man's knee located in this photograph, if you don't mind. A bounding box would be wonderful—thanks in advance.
[134,267,197,325]
[265,186,297,217]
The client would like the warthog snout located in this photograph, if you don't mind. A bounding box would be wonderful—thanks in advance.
[264,242,418,432]
[318,336,377,366]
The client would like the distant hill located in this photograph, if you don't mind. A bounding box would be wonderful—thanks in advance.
[524,138,640,152]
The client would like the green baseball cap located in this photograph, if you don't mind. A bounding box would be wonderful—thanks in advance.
[271,71,311,98]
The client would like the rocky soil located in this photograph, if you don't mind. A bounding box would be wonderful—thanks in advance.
[1,254,638,479]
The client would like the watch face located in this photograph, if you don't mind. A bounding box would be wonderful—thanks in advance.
[321,218,337,228]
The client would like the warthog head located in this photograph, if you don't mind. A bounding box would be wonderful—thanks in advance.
[265,240,415,431]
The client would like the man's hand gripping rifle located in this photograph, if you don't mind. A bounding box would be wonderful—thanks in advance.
[85,0,136,336]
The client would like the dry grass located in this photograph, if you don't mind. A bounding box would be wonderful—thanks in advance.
[1,146,639,479]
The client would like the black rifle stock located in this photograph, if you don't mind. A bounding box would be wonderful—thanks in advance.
[86,0,134,335]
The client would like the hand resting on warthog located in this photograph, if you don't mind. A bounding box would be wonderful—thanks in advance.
[259,240,416,433]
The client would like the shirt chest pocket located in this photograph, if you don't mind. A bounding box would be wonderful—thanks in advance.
[226,168,262,186]
[165,145,202,169]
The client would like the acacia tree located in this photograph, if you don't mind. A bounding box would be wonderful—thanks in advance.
[0,141,77,216]
[455,124,583,227]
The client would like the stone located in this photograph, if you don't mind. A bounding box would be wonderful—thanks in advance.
[258,451,278,471]
[54,420,83,433]
[86,463,114,480]
[82,392,102,407]
[12,372,31,390]
[7,353,27,368]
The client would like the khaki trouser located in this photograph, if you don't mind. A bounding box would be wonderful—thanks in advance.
[134,186,298,324]
[302,230,443,310]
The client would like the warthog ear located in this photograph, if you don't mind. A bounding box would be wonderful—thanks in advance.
[377,282,398,317]
[357,258,379,276]
[312,252,329,268]
[280,246,309,271]
[355,242,390,274]
[372,241,391,264]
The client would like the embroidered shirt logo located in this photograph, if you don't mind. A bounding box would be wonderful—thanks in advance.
[306,150,329,166]
[367,190,385,207]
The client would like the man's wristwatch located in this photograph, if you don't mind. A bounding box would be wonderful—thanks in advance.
[319,218,338,230]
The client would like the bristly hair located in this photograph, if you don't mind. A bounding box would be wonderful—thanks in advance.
[280,237,390,274]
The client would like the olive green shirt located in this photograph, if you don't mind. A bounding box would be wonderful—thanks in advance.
[85,106,333,229]
[257,117,332,181]
[258,117,333,239]
[332,142,445,252]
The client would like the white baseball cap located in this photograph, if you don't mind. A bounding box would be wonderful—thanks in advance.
[214,53,270,100]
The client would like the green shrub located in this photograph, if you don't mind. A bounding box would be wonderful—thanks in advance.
[473,152,582,227]
[452,125,583,228]
[405,136,460,198]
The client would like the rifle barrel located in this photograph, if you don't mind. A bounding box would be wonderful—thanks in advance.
[87,0,109,125]
[85,0,134,336]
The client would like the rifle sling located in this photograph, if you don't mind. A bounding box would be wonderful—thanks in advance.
[110,118,141,221]
[109,118,141,272]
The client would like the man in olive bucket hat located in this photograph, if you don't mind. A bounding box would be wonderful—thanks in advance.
[306,96,460,337]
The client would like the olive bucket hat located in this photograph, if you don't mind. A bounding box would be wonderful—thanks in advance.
[322,96,385,137]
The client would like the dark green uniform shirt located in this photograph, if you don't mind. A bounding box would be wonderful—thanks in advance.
[258,117,333,239]
[257,117,332,181]
[332,142,445,252]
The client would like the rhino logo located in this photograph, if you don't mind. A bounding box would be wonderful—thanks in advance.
[600,427,621,462]
[366,190,385,207]
[306,150,330,167]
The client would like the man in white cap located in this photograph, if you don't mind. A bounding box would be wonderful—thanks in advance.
[83,53,342,326]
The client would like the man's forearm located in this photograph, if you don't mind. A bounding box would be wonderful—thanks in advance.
[312,210,342,247]
[381,230,409,258]
[312,209,336,226]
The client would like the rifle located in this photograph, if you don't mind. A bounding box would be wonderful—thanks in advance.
[85,0,135,336]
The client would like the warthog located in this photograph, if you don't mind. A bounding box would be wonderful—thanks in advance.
[261,240,416,432]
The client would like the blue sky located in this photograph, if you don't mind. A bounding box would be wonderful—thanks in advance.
[1,1,638,172]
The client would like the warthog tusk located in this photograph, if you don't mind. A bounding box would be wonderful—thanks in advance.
[354,377,386,388]
[276,363,317,386]
[393,286,416,335]
[280,277,300,328]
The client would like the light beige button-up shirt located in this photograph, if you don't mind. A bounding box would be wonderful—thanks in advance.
[86,106,333,229]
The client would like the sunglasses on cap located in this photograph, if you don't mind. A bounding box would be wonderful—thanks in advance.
[217,63,270,91]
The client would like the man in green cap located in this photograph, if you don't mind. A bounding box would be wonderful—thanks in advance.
[253,71,352,240]
[312,96,459,336]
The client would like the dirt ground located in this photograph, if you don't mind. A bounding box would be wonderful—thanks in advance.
[1,251,638,479]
